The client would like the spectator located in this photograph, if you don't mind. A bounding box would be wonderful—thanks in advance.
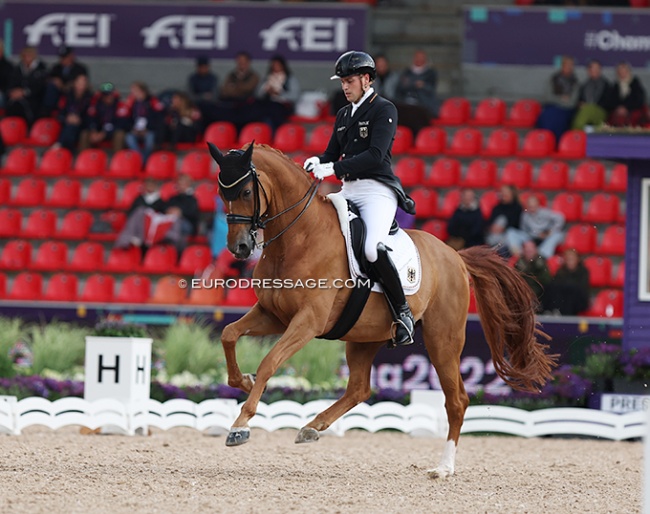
[506,195,565,259]
[219,51,260,103]
[536,55,579,144]
[446,188,485,250]
[166,174,200,237]
[188,55,218,103]
[514,240,551,312]
[121,81,165,164]
[373,54,399,101]
[79,82,125,152]
[43,45,88,115]
[6,46,48,125]
[608,62,649,127]
[163,91,201,147]
[210,196,228,260]
[53,73,93,152]
[394,49,437,135]
[542,248,590,316]
[485,184,523,255]
[255,54,300,130]
[127,178,166,217]
[0,39,15,108]
[572,59,610,130]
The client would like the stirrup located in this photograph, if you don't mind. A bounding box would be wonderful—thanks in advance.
[387,313,415,349]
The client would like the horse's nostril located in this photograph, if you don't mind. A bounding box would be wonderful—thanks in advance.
[238,243,250,255]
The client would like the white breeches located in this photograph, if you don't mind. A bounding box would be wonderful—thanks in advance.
[340,179,397,263]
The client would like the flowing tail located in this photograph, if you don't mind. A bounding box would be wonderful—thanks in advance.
[459,246,558,392]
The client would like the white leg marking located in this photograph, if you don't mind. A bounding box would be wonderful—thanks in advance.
[427,440,456,479]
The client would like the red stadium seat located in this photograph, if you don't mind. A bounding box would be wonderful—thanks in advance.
[22,209,57,239]
[180,151,212,181]
[176,245,213,275]
[0,240,32,270]
[25,118,61,146]
[518,129,555,158]
[71,148,108,178]
[479,190,499,218]
[238,122,272,146]
[80,274,115,303]
[80,180,117,210]
[421,219,448,241]
[55,210,93,241]
[0,272,6,298]
[0,209,23,238]
[160,181,177,202]
[460,159,497,189]
[10,178,46,207]
[273,123,306,154]
[68,242,105,272]
[481,129,519,157]
[519,190,548,207]
[144,151,177,180]
[612,263,625,288]
[184,285,225,306]
[554,130,586,159]
[0,147,37,176]
[88,211,126,241]
[203,121,237,150]
[43,273,78,302]
[499,160,532,189]
[305,124,332,154]
[106,246,141,273]
[106,149,142,179]
[392,126,413,155]
[568,160,605,191]
[469,98,507,126]
[8,272,42,301]
[596,225,625,256]
[116,180,143,210]
[585,289,623,318]
[584,256,613,288]
[394,157,425,188]
[195,182,218,212]
[411,126,447,156]
[546,254,563,276]
[149,275,187,304]
[563,224,597,255]
[605,164,627,193]
[409,187,438,219]
[551,192,583,222]
[46,178,81,208]
[140,244,177,274]
[0,178,10,204]
[426,158,461,188]
[115,275,151,303]
[439,188,461,218]
[224,285,258,307]
[446,128,482,157]
[436,97,471,125]
[0,116,28,146]
[31,241,68,272]
[583,193,620,224]
[531,161,568,190]
[504,99,542,128]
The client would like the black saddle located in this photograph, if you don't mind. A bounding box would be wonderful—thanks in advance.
[347,200,398,276]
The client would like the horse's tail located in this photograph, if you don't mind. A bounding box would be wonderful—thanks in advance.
[458,246,557,392]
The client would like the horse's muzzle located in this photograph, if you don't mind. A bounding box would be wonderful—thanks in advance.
[230,237,254,260]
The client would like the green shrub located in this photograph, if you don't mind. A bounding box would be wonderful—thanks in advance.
[31,322,86,375]
[160,321,224,377]
[0,317,29,377]
[93,320,149,338]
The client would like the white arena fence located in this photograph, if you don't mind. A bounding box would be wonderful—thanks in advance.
[0,392,645,440]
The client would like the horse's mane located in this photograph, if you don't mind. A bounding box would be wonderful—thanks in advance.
[252,144,311,177]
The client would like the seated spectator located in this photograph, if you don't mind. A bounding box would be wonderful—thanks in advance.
[485,184,523,256]
[373,54,399,101]
[6,46,48,125]
[255,55,300,131]
[163,92,201,147]
[536,55,578,144]
[506,195,565,259]
[0,39,14,109]
[608,62,649,127]
[572,59,610,130]
[127,178,166,217]
[220,51,260,104]
[43,46,89,115]
[446,188,485,250]
[542,248,590,316]
[53,74,93,152]
[188,55,218,103]
[394,49,438,135]
[210,196,228,260]
[120,81,165,164]
[514,240,551,312]
[79,82,126,152]
[166,174,200,239]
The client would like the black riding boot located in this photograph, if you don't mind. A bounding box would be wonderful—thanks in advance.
[371,243,415,348]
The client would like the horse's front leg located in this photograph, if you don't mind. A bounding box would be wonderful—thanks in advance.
[221,303,286,394]
[226,309,321,447]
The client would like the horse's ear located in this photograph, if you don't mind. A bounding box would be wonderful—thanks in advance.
[207,142,223,164]
[242,140,255,164]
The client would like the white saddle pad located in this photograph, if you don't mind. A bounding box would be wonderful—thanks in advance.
[327,192,422,296]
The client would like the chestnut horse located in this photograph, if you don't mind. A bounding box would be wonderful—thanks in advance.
[208,142,556,478]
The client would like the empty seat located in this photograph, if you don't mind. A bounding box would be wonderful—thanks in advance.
[612,262,625,288]
[584,256,613,288]
[563,224,597,255]
[224,286,258,307]
[0,147,37,176]
[46,178,81,208]
[115,275,151,303]
[469,98,507,126]
[79,274,115,303]
[409,188,438,219]
[0,240,32,270]
[10,178,46,207]
[180,151,212,181]
[546,254,563,276]
[585,289,623,318]
[184,285,225,306]
[105,246,141,273]
[426,158,461,188]
[106,149,142,179]
[160,181,177,202]
[0,116,28,146]
[446,128,482,157]
[71,148,108,177]
[499,160,532,189]
[305,124,332,154]
[583,193,620,224]
[203,121,238,150]
[97,211,127,235]
[518,129,555,158]
[140,244,177,274]
[551,192,583,222]
[116,180,143,210]
[0,178,10,204]
[56,210,93,240]
[195,182,218,212]
[238,122,272,146]
[532,161,568,190]
[605,164,627,193]
[0,272,6,298]
[394,157,425,188]
[504,99,542,128]
[0,209,23,238]
[392,125,413,154]
[411,126,447,156]
[481,129,519,157]
[569,160,605,191]
[554,130,586,159]
[68,242,105,272]
[8,272,42,301]
[43,273,78,302]
[439,188,461,218]
[479,190,499,218]
[596,225,625,256]
[421,219,448,241]
[23,209,57,239]
[273,123,306,154]
[149,275,187,304]
[436,97,471,125]
[176,245,213,275]
[31,241,68,272]
[460,159,497,189]
[80,180,117,210]
[144,151,177,180]
[519,190,548,207]
[25,118,61,146]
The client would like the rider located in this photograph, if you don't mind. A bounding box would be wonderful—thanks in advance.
[303,50,417,347]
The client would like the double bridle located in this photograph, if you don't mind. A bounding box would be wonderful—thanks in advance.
[218,161,320,249]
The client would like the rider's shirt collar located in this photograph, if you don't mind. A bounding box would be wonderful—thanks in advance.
[350,87,374,117]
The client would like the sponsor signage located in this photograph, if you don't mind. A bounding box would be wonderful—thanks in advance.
[601,393,650,413]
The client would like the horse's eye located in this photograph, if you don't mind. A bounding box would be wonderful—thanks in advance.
[242,189,252,199]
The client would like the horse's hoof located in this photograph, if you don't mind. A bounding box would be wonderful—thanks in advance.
[225,427,250,447]
[295,427,320,444]
[426,467,453,479]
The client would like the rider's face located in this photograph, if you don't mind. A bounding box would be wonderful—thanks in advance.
[340,74,369,103]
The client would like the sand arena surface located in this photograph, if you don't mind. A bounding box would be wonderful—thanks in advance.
[0,427,642,514]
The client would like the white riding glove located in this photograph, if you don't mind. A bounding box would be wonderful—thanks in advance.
[312,162,335,180]
[303,156,320,173]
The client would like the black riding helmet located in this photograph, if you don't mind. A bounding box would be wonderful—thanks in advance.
[330,51,376,81]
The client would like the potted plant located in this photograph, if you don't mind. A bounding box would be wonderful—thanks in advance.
[581,342,622,393]
[616,347,650,395]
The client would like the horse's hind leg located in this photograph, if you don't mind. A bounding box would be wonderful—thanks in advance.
[296,341,384,443]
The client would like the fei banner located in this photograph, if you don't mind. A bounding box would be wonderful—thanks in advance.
[464,6,650,67]
[1,1,367,61]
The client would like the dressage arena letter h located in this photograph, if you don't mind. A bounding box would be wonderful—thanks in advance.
[98,354,120,384]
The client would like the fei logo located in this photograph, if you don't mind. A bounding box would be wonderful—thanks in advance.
[260,17,350,52]
[24,13,112,48]
[140,15,232,49]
